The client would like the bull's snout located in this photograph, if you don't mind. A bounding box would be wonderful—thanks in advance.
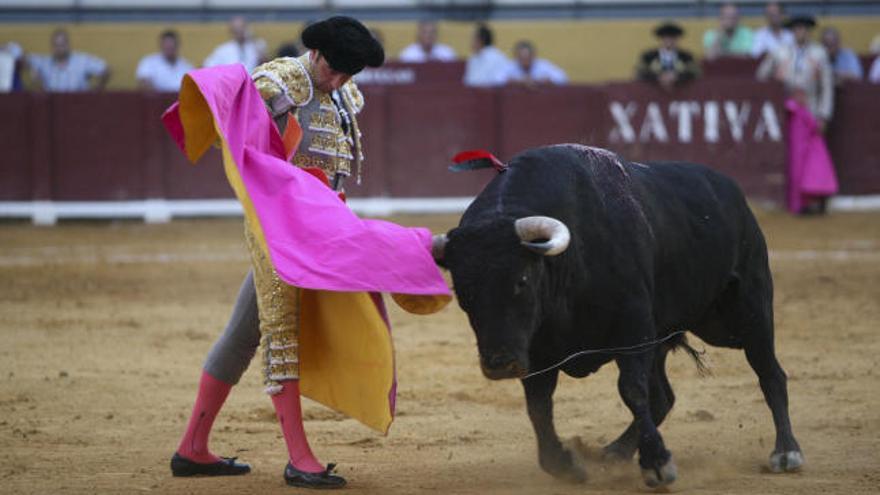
[480,354,528,380]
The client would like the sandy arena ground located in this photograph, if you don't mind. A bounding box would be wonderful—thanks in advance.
[1,211,878,495]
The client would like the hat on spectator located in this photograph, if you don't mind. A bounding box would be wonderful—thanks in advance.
[302,16,384,75]
[784,15,817,29]
[654,22,685,38]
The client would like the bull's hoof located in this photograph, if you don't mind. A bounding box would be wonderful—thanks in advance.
[539,447,587,484]
[641,457,677,488]
[769,450,804,473]
[602,441,637,462]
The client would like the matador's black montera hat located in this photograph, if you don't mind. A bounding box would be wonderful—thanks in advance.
[302,16,384,75]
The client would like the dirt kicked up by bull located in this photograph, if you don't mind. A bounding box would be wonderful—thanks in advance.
[430,144,804,488]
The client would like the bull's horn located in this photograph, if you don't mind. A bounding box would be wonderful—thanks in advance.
[431,234,448,260]
[514,216,571,256]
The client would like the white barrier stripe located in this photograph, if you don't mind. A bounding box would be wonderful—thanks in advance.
[1,197,878,224]
[0,251,247,267]
[768,249,880,262]
[0,248,877,268]
[0,198,478,224]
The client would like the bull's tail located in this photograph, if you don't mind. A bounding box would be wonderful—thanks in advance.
[666,334,711,376]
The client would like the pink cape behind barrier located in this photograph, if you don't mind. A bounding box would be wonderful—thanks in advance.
[785,98,838,213]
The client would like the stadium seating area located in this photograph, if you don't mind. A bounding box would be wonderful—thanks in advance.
[0,0,877,87]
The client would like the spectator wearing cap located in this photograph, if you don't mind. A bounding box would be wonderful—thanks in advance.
[398,20,456,63]
[703,3,754,60]
[751,2,794,58]
[757,15,837,215]
[203,16,267,72]
[636,22,698,90]
[135,30,193,92]
[820,27,863,84]
[172,16,386,490]
[502,40,567,86]
[26,28,110,92]
[463,23,510,87]
[757,15,833,127]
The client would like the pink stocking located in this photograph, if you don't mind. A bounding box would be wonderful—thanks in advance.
[271,380,324,473]
[176,371,231,464]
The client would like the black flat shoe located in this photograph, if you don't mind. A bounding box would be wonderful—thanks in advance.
[284,462,347,489]
[170,452,251,477]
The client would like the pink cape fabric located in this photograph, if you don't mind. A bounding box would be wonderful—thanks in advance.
[785,98,838,214]
[162,64,450,297]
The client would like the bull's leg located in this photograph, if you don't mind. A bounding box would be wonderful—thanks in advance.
[604,347,675,461]
[521,369,587,483]
[723,273,803,473]
[617,353,677,487]
[742,328,803,472]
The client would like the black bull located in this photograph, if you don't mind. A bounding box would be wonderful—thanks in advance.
[432,144,803,487]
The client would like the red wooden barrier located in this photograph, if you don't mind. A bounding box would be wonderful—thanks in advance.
[356,61,466,86]
[700,56,762,79]
[1,80,878,207]
[826,82,880,195]
[600,80,787,201]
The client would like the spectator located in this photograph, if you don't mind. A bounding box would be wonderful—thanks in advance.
[870,34,880,55]
[0,42,23,92]
[703,3,754,60]
[820,27,863,84]
[26,28,110,92]
[751,2,794,58]
[369,28,385,50]
[398,20,456,63]
[757,15,837,215]
[463,23,510,87]
[870,56,880,83]
[758,15,833,128]
[135,30,193,92]
[203,16,267,72]
[291,20,318,57]
[503,40,567,86]
[636,22,698,90]
[276,42,300,59]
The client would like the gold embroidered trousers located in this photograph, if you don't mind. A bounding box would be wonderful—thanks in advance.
[244,223,300,395]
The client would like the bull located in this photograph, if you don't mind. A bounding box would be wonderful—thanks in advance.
[432,144,803,487]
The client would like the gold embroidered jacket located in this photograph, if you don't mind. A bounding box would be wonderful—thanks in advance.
[252,54,366,184]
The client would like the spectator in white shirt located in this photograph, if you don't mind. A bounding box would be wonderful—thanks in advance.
[136,30,193,92]
[203,16,267,72]
[869,56,880,83]
[821,27,864,84]
[0,41,23,92]
[751,2,794,58]
[27,28,110,92]
[463,23,510,87]
[503,40,567,86]
[398,20,457,63]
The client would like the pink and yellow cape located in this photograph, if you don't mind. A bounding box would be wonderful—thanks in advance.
[162,64,450,434]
